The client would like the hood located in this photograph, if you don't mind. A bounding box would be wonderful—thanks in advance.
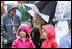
[7,4,17,12]
[41,24,55,40]
[16,24,31,39]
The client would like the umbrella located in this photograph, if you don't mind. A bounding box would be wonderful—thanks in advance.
[23,4,39,17]
[23,4,50,23]
[53,17,71,22]
[18,1,26,4]
[4,1,26,5]
[35,1,71,22]
[35,1,57,23]
[4,1,18,4]
[35,1,57,17]
[1,1,4,4]
[54,1,71,21]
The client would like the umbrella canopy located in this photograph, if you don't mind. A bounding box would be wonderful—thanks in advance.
[3,1,26,5]
[1,1,4,4]
[35,1,57,24]
[23,4,50,23]
[35,1,57,18]
[53,17,71,22]
[18,1,26,4]
[54,1,71,21]
[4,1,18,4]
[35,1,71,22]
[35,1,49,12]
[23,4,39,17]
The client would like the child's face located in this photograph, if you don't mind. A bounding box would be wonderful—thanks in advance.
[29,19,31,21]
[19,30,27,38]
[41,29,48,39]
[10,10,15,14]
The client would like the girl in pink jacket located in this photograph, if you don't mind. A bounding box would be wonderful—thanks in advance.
[11,24,35,48]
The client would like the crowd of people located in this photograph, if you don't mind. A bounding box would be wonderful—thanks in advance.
[1,1,71,48]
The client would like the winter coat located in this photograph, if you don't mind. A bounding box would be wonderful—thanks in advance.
[31,28,45,48]
[59,33,71,48]
[12,24,35,48]
[12,38,35,48]
[40,24,58,48]
[1,4,21,44]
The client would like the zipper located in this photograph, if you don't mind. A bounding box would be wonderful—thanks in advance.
[23,40,25,48]
[23,40,24,48]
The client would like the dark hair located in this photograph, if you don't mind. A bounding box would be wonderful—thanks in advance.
[18,29,29,38]
[31,28,45,48]
[31,28,40,38]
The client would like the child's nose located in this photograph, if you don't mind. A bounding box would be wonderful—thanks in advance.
[20,31,23,33]
[20,32,23,34]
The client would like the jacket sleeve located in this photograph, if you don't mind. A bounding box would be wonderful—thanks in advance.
[11,40,17,48]
[52,40,58,48]
[30,40,35,48]
[1,16,7,36]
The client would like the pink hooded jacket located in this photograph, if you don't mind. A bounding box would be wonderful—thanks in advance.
[40,24,58,48]
[11,24,35,48]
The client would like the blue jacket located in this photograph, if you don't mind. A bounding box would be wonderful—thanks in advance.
[59,33,71,48]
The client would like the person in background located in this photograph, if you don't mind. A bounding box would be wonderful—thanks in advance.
[40,24,58,48]
[27,16,33,28]
[1,4,21,48]
[59,20,71,48]
[12,24,35,48]
[1,4,5,16]
[27,17,33,34]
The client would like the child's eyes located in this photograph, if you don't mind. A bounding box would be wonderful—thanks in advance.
[23,31,25,32]
[22,30,25,32]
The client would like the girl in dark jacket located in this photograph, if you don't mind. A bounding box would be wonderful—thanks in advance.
[31,13,47,48]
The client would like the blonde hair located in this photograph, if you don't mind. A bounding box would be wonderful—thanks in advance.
[33,13,46,28]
